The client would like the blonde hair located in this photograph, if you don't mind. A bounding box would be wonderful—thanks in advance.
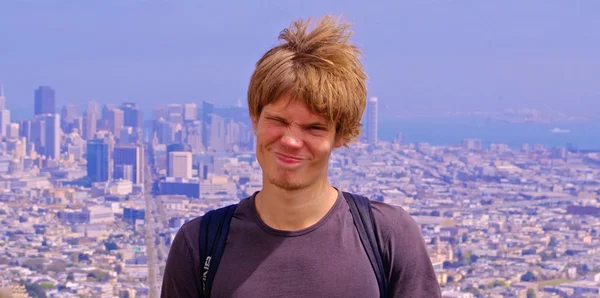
[247,14,367,144]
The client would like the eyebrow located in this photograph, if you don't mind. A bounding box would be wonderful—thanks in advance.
[264,112,327,127]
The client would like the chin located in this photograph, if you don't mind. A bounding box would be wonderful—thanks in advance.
[268,172,307,191]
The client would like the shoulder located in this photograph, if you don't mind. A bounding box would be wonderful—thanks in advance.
[369,200,422,244]
[173,216,203,258]
[176,201,246,252]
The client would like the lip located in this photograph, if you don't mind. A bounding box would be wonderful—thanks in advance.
[274,152,303,165]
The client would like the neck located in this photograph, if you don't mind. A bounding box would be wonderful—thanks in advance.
[255,178,339,231]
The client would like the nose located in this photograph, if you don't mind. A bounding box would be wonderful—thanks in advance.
[280,127,303,149]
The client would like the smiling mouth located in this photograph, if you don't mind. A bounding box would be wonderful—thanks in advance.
[275,152,303,164]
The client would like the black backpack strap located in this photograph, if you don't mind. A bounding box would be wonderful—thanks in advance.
[343,192,389,298]
[198,204,238,298]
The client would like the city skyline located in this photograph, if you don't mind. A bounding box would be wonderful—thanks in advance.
[1,83,600,150]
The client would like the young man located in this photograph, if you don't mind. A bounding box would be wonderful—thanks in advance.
[161,15,441,297]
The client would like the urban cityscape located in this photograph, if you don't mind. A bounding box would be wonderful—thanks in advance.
[0,84,599,298]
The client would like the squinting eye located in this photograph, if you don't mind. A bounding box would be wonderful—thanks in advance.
[268,117,286,125]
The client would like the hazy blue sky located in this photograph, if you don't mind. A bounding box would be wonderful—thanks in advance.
[1,0,599,120]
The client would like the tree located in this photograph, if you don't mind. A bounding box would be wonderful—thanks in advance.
[461,250,478,266]
[104,241,119,251]
[526,288,536,298]
[462,232,468,243]
[77,253,90,262]
[541,250,557,261]
[464,285,481,296]
[87,270,110,282]
[488,280,508,288]
[521,271,537,282]
[40,282,54,289]
[25,283,47,298]
[548,236,558,248]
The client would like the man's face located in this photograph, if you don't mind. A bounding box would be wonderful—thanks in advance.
[253,93,344,191]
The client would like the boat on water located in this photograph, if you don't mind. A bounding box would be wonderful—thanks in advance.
[550,127,571,134]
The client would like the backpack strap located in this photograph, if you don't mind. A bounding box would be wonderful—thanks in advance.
[198,204,238,298]
[343,192,389,298]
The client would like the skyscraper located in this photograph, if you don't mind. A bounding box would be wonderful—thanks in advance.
[165,143,190,174]
[113,144,144,184]
[209,114,226,151]
[121,102,143,128]
[0,85,10,137]
[87,139,110,182]
[183,103,198,122]
[185,121,203,153]
[106,108,124,138]
[168,151,192,179]
[7,123,19,139]
[367,97,378,145]
[31,117,45,156]
[0,109,10,137]
[0,84,6,110]
[44,114,61,159]
[34,86,56,116]
[60,104,78,133]
[83,101,99,140]
[202,100,215,147]
[167,104,183,125]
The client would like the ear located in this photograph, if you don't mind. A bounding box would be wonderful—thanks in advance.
[333,136,347,148]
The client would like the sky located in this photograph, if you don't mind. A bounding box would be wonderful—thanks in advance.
[1,0,599,120]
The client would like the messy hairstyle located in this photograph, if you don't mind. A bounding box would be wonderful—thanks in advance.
[247,14,368,144]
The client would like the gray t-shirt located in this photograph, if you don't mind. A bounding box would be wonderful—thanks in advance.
[161,190,441,297]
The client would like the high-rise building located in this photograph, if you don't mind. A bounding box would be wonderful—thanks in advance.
[19,120,31,139]
[83,101,99,140]
[166,143,190,174]
[0,85,10,137]
[185,121,203,153]
[202,100,214,122]
[0,109,10,137]
[367,97,378,145]
[34,86,56,116]
[183,103,197,122]
[60,104,78,133]
[106,108,124,138]
[202,100,215,147]
[30,117,46,156]
[87,139,110,182]
[113,144,144,184]
[44,114,61,159]
[119,126,140,145]
[209,114,226,151]
[462,139,483,151]
[0,84,6,110]
[168,151,192,179]
[152,105,168,121]
[7,123,19,139]
[121,102,143,128]
[394,132,404,145]
[166,104,183,125]
[155,119,174,145]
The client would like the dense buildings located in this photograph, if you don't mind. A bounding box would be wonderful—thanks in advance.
[0,86,599,297]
